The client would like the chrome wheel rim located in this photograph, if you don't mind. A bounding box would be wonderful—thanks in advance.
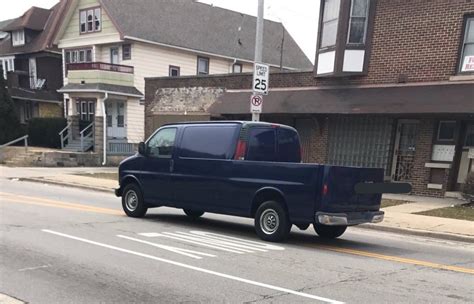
[260,209,279,235]
[125,190,138,211]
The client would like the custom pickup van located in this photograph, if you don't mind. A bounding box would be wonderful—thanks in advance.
[116,121,396,242]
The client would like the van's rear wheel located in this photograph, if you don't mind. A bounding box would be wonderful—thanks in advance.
[122,184,147,218]
[313,224,347,239]
[183,209,204,219]
[255,201,291,242]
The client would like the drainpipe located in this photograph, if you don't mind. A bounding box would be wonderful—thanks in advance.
[102,92,109,166]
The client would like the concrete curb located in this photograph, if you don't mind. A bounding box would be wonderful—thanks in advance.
[357,224,474,244]
[17,177,115,194]
[13,177,474,244]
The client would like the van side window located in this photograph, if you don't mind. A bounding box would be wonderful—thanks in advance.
[147,128,177,158]
[247,128,276,161]
[277,128,301,162]
[179,126,237,159]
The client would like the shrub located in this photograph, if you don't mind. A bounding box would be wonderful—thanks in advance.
[28,118,67,148]
[0,69,23,144]
[462,172,474,202]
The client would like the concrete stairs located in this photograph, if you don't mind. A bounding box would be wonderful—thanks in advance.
[63,139,94,152]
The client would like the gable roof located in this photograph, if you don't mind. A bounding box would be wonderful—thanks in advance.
[0,19,13,40]
[0,2,67,56]
[99,0,312,70]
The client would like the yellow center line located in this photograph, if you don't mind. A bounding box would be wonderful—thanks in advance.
[1,192,473,275]
[0,192,122,215]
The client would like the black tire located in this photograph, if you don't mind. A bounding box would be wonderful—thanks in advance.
[254,201,291,242]
[122,183,148,218]
[183,209,204,219]
[313,224,347,239]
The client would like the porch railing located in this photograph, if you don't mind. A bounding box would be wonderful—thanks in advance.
[108,142,135,155]
[0,135,29,162]
[59,122,72,149]
[80,122,94,152]
[67,62,134,74]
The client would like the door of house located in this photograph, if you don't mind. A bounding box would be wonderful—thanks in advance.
[456,123,474,185]
[110,47,119,65]
[391,120,418,181]
[106,101,126,138]
[76,100,95,131]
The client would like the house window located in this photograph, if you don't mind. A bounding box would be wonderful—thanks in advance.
[65,49,93,64]
[122,44,131,60]
[197,56,209,75]
[0,57,15,79]
[12,30,25,46]
[459,17,474,73]
[437,121,457,142]
[169,65,180,77]
[80,7,101,33]
[320,0,340,48]
[77,100,95,121]
[347,0,369,44]
[232,63,243,73]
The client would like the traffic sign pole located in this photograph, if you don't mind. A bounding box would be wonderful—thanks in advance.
[252,0,264,122]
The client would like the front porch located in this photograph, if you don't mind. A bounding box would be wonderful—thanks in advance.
[57,62,144,164]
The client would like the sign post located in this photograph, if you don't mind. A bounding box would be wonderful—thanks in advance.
[252,63,269,121]
[251,0,265,122]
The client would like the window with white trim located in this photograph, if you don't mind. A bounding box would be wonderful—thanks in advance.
[0,57,15,79]
[232,63,243,73]
[169,65,180,77]
[197,56,209,75]
[65,49,92,64]
[12,30,25,46]
[80,7,101,33]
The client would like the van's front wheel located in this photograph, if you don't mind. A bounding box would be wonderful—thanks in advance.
[313,224,347,239]
[255,201,291,242]
[122,184,147,218]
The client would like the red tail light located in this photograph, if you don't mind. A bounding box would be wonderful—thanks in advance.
[234,140,247,160]
[322,184,329,196]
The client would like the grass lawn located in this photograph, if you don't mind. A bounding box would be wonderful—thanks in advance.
[75,172,118,180]
[415,202,474,221]
[381,199,409,209]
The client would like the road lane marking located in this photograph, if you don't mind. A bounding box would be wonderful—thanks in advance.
[139,232,246,254]
[315,244,474,275]
[42,229,343,304]
[18,264,51,272]
[117,235,216,259]
[0,192,122,215]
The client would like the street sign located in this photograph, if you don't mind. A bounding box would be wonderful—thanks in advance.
[250,94,263,113]
[252,63,269,95]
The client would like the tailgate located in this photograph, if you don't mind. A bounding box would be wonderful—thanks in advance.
[319,166,384,212]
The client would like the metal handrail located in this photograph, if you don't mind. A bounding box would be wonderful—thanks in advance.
[59,122,72,149]
[0,135,29,153]
[80,122,94,152]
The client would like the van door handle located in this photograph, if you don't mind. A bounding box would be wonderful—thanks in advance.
[169,159,174,172]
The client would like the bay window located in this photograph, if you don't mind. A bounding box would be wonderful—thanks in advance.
[459,16,474,73]
[320,0,340,48]
[348,0,369,44]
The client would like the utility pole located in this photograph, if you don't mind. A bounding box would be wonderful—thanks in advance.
[252,0,264,122]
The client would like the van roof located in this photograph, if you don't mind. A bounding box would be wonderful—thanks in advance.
[161,121,295,129]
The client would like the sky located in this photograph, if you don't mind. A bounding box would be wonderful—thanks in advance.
[1,0,319,63]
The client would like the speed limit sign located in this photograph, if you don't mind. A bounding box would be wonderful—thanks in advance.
[253,63,269,95]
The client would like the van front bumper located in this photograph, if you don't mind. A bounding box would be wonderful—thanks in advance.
[315,211,384,226]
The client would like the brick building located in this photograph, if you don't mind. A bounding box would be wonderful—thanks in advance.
[145,0,474,197]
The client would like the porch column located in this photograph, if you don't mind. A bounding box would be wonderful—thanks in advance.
[94,98,105,163]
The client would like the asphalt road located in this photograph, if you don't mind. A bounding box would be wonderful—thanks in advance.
[0,178,473,304]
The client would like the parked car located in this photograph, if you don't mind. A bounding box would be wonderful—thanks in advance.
[116,121,388,242]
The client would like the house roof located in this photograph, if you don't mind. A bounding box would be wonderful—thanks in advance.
[58,83,144,98]
[0,3,67,56]
[209,83,474,115]
[9,87,62,103]
[0,19,13,40]
[99,0,313,70]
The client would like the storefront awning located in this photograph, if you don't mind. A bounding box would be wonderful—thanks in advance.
[209,83,474,115]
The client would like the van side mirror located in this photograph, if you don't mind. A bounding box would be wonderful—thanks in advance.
[138,142,147,155]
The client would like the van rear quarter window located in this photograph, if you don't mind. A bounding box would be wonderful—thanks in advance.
[247,128,277,161]
[277,128,301,162]
[179,125,237,159]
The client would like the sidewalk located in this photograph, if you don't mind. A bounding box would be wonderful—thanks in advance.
[2,166,473,243]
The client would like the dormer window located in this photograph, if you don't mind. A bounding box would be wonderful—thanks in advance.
[12,30,25,46]
[80,7,101,34]
[315,0,375,77]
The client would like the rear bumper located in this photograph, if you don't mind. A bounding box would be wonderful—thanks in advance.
[315,211,384,226]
